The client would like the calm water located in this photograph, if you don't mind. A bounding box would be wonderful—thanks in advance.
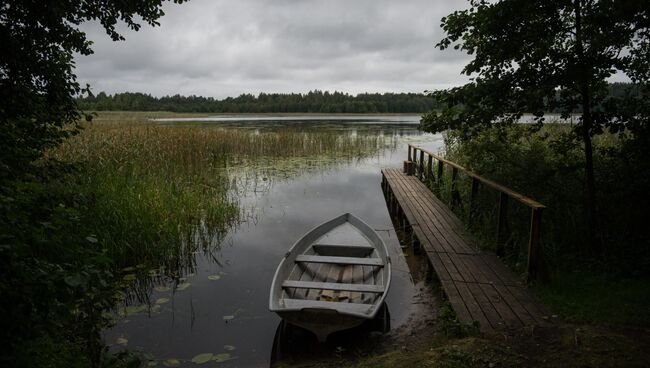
[153,114,422,125]
[105,116,444,367]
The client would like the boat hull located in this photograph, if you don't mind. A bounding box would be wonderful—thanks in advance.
[278,309,365,342]
[269,213,391,342]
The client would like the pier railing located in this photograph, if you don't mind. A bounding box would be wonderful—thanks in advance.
[407,144,547,282]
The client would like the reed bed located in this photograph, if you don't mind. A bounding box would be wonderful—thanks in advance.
[50,119,392,271]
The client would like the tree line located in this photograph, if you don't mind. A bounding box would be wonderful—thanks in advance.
[77,90,439,113]
[78,83,635,114]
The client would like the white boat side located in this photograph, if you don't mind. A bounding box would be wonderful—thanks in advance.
[269,213,391,320]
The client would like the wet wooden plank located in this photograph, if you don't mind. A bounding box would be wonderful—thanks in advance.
[350,264,364,303]
[309,263,331,300]
[466,282,502,330]
[476,283,523,328]
[439,279,473,323]
[338,265,354,301]
[454,281,492,332]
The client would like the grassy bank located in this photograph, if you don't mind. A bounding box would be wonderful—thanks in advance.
[346,326,650,368]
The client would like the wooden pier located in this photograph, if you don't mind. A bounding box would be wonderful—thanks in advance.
[381,145,552,333]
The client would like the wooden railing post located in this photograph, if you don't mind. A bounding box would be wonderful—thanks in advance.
[450,167,460,210]
[407,145,412,162]
[427,155,433,183]
[413,147,418,175]
[527,207,547,282]
[496,192,509,256]
[436,160,444,194]
[469,177,479,226]
[419,149,425,180]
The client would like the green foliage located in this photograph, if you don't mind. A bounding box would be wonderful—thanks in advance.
[534,272,650,326]
[444,124,649,272]
[1,1,187,366]
[421,1,650,245]
[0,167,119,366]
[442,124,650,325]
[438,303,480,338]
[77,90,438,113]
[0,0,186,182]
[47,117,391,271]
[422,0,650,138]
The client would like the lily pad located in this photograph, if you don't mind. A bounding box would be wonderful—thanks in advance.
[176,282,191,291]
[116,337,128,345]
[223,345,236,351]
[223,308,242,322]
[125,305,147,315]
[151,304,161,313]
[86,236,98,243]
[147,362,158,367]
[191,353,213,364]
[122,266,136,272]
[154,286,170,292]
[212,353,233,363]
[207,275,221,281]
[123,274,137,282]
[155,298,170,305]
[162,359,180,367]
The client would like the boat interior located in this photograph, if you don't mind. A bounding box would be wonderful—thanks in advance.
[281,222,386,310]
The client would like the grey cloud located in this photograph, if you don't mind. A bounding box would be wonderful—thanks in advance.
[75,0,471,98]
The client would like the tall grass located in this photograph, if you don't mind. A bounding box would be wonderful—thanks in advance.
[50,118,392,272]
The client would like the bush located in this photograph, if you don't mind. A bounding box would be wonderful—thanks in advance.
[443,124,650,275]
[0,165,118,366]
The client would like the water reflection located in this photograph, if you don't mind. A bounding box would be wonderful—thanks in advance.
[104,117,444,367]
[153,114,422,125]
[269,303,391,366]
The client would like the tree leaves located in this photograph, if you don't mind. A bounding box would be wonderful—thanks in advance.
[425,0,650,140]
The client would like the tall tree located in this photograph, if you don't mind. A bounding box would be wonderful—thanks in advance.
[422,0,649,246]
[0,0,186,183]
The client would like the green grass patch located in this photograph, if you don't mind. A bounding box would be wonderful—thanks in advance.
[533,272,650,327]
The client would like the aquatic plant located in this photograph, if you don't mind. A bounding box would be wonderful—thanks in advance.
[49,115,395,272]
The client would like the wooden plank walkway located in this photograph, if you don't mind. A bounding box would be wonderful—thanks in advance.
[381,167,552,333]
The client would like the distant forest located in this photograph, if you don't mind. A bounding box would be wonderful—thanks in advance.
[77,83,636,114]
[77,91,438,113]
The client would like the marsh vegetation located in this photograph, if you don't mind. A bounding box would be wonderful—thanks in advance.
[50,113,397,271]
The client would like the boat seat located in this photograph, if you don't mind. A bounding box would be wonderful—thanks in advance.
[295,254,383,267]
[282,280,384,293]
[281,298,376,314]
[312,244,374,257]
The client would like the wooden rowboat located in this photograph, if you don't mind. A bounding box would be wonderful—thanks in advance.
[269,213,391,342]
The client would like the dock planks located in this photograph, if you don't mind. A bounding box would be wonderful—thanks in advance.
[381,168,551,334]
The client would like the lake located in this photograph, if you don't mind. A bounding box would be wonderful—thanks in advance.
[104,115,444,367]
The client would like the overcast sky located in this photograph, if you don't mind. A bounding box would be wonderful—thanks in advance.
[75,0,471,98]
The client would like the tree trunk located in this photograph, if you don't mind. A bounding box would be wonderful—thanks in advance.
[574,0,597,252]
